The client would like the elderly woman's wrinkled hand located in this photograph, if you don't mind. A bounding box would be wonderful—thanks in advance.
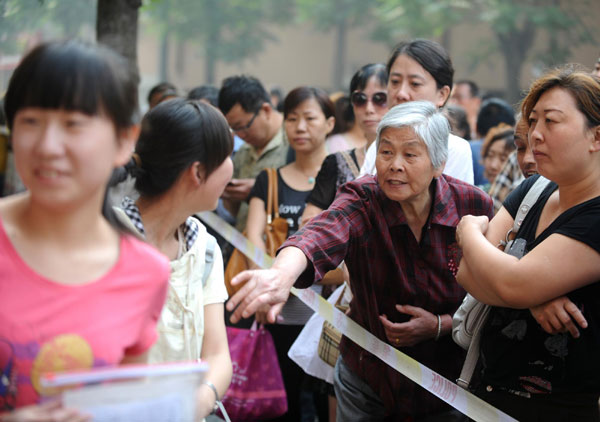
[456,215,490,247]
[530,296,588,338]
[255,304,273,325]
[379,305,438,347]
[226,268,291,324]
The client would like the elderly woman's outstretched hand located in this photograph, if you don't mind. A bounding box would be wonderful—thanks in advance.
[226,246,308,324]
[456,215,490,248]
[226,268,290,324]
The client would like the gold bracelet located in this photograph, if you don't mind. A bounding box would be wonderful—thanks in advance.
[434,314,442,341]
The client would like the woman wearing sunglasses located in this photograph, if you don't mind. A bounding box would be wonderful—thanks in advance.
[302,63,388,223]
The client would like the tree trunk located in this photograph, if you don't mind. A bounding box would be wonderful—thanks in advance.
[204,24,219,84]
[496,22,536,105]
[96,0,141,84]
[175,40,185,78]
[332,18,347,92]
[159,30,170,82]
[205,41,217,85]
[204,0,220,85]
[440,28,452,53]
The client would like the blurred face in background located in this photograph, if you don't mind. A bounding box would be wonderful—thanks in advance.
[482,138,511,183]
[514,117,537,178]
[351,76,388,142]
[225,102,271,150]
[450,82,481,118]
[284,97,334,154]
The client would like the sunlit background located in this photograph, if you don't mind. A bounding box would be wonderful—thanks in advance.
[0,0,598,110]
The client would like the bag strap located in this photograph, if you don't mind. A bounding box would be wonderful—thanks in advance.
[266,168,280,224]
[502,175,551,248]
[340,150,360,179]
[513,176,551,231]
[458,175,551,390]
[266,168,274,224]
[271,168,280,218]
[456,304,490,389]
[202,236,216,288]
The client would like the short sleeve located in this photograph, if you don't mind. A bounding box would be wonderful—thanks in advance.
[555,200,600,255]
[248,169,269,203]
[203,240,228,305]
[502,175,539,219]
[306,154,339,210]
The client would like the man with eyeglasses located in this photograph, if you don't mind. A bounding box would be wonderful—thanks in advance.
[218,75,290,232]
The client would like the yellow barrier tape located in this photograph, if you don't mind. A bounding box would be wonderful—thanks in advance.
[198,211,517,422]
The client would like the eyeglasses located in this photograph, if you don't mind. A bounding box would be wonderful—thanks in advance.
[231,108,260,133]
[350,91,387,108]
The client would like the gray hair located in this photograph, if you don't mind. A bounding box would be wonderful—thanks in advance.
[376,101,450,169]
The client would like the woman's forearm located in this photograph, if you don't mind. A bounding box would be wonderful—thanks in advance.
[458,221,523,307]
[271,246,309,288]
[198,303,233,417]
[201,350,232,402]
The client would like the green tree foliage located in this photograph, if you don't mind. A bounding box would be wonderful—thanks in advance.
[474,0,595,102]
[372,0,596,103]
[0,0,47,54]
[372,0,467,47]
[295,0,373,90]
[0,0,95,55]
[142,0,293,84]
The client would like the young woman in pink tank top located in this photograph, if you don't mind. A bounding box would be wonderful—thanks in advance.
[0,41,170,421]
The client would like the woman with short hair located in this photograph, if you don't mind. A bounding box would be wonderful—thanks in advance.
[457,67,600,420]
[479,123,516,191]
[228,101,493,420]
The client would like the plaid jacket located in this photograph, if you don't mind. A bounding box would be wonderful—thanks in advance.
[284,174,494,418]
[488,151,524,214]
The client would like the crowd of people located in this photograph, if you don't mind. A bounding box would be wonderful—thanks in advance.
[1,37,600,422]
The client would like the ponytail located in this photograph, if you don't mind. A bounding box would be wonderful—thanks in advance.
[105,154,142,236]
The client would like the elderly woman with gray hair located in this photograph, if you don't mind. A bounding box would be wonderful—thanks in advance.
[227,101,493,421]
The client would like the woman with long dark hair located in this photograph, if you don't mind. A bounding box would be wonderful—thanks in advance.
[116,98,233,420]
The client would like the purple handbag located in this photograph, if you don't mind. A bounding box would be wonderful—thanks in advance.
[218,322,287,421]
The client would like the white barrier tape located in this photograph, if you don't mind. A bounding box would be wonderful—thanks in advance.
[198,211,517,422]
[200,211,275,269]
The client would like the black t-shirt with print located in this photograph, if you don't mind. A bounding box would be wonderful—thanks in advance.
[480,175,600,394]
[248,168,311,235]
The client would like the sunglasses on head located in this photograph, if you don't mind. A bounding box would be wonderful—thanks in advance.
[350,91,387,108]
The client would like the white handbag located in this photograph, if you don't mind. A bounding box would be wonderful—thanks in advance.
[452,176,550,389]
